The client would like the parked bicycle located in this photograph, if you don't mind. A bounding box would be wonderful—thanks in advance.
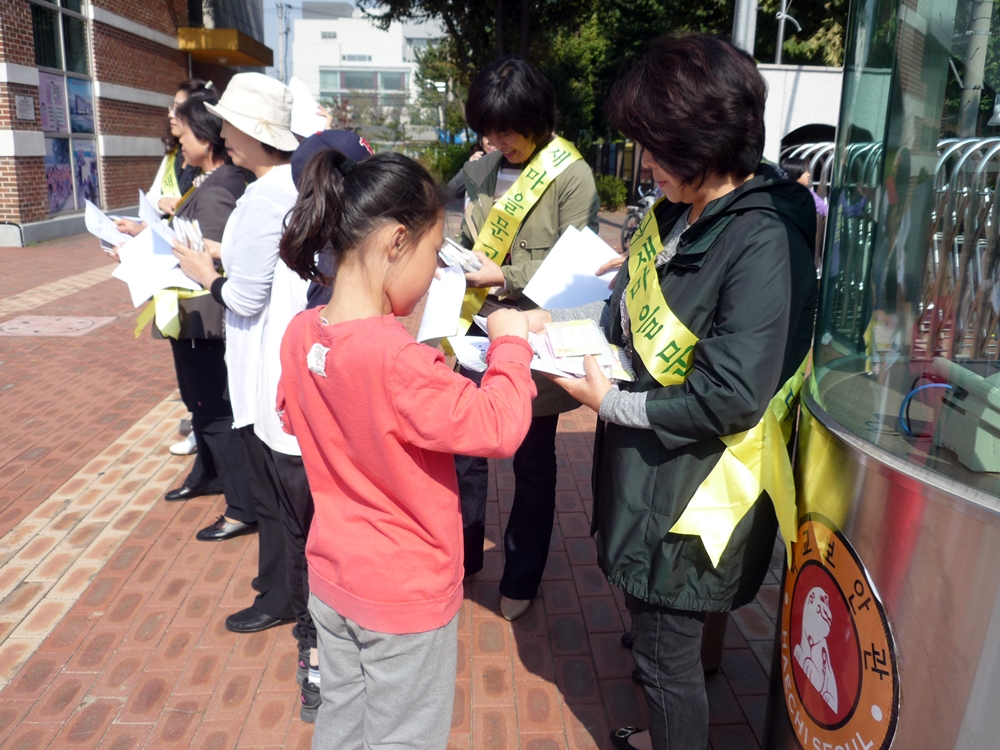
[620,184,658,251]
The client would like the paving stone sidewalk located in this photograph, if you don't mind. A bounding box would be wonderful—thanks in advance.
[0,227,782,750]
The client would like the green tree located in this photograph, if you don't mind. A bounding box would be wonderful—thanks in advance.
[756,0,849,65]
[358,0,849,139]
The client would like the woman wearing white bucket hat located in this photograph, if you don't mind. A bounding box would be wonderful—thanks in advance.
[174,74,309,665]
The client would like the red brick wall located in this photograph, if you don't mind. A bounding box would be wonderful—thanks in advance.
[91,0,189,39]
[92,22,189,95]
[102,156,162,211]
[0,1,36,67]
[0,83,41,131]
[0,157,47,224]
[97,99,168,139]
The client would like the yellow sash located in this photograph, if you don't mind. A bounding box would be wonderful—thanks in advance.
[161,150,181,198]
[625,201,698,384]
[625,204,805,568]
[455,136,582,333]
[134,288,212,339]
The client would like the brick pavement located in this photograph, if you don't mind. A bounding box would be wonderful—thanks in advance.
[0,228,782,750]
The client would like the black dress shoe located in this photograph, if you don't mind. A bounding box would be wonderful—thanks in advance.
[225,606,294,633]
[165,485,217,502]
[196,515,257,541]
[611,727,645,750]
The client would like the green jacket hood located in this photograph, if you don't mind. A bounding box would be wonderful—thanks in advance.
[674,163,817,258]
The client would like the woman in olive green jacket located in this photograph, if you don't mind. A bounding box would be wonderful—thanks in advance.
[455,56,599,621]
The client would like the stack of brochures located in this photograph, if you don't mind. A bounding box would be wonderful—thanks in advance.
[449,319,634,382]
[529,320,634,381]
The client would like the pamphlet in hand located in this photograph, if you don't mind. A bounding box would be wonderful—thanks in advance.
[416,264,467,343]
[447,319,634,383]
[438,238,482,273]
[138,189,177,249]
[111,227,200,307]
[289,77,329,138]
[84,200,131,248]
[530,320,635,381]
[522,225,621,309]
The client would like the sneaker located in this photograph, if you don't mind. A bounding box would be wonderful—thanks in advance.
[169,432,197,456]
[300,680,321,723]
[296,648,309,687]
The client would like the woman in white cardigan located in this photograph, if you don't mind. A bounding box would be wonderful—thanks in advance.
[174,73,323,721]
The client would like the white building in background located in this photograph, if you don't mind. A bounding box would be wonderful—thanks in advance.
[758,64,844,162]
[292,1,443,111]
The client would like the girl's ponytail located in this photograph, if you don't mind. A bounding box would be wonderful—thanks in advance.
[279,149,353,284]
[282,149,445,285]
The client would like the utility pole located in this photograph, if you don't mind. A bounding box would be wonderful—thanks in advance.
[958,0,995,137]
[774,0,801,64]
[276,2,292,84]
[731,0,758,56]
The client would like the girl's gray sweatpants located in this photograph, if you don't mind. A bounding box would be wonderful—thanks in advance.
[309,593,458,750]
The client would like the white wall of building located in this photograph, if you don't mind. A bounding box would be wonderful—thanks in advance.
[759,64,844,161]
[291,12,442,109]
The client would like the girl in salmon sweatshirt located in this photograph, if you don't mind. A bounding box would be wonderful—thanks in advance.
[276,149,536,749]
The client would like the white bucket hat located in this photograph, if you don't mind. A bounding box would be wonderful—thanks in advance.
[205,72,299,152]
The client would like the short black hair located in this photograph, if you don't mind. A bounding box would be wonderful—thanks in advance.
[175,91,227,162]
[607,34,766,186]
[779,156,807,182]
[464,56,557,144]
[261,142,296,159]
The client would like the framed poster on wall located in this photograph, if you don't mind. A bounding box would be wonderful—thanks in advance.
[66,77,94,134]
[72,138,99,208]
[45,138,73,213]
[38,72,67,133]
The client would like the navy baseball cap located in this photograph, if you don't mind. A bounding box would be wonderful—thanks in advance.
[291,130,374,188]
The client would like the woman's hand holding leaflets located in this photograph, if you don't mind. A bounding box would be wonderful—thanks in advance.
[157,196,182,216]
[597,253,626,288]
[548,355,613,413]
[173,239,220,288]
[464,251,506,288]
[114,218,146,237]
[203,238,222,260]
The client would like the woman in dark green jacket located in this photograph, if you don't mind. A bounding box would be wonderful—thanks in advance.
[529,36,817,749]
[454,56,599,621]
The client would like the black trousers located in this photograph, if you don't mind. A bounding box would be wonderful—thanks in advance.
[240,428,296,622]
[274,452,317,651]
[627,595,708,750]
[169,338,255,524]
[456,362,559,599]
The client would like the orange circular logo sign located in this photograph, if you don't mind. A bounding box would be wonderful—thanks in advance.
[780,514,898,750]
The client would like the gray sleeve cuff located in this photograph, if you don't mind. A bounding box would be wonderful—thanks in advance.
[598,387,651,429]
[549,301,610,327]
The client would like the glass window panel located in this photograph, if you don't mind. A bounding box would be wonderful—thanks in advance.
[321,31,337,39]
[319,70,340,90]
[379,93,408,108]
[810,0,1000,495]
[61,0,83,12]
[342,71,376,90]
[62,15,87,74]
[342,92,378,109]
[379,72,406,91]
[31,4,62,69]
